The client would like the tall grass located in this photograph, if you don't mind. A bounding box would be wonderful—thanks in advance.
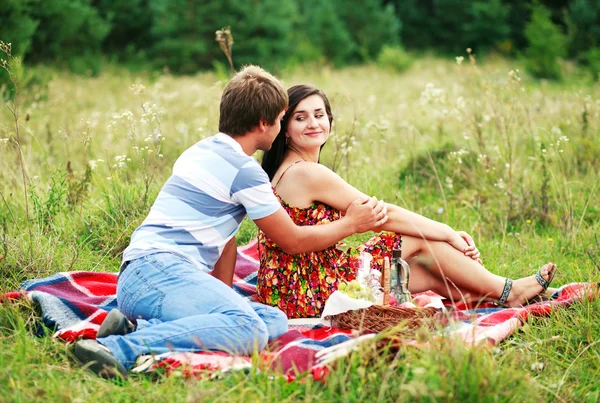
[1,48,599,401]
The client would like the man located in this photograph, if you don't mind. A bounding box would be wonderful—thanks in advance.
[73,65,387,379]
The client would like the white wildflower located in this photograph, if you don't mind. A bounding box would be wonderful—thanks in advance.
[420,83,447,105]
[113,155,128,169]
[508,69,522,83]
[130,84,147,95]
[530,362,544,372]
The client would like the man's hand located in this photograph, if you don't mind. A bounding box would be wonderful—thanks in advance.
[345,196,388,233]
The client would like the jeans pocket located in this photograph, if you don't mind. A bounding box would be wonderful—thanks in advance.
[118,267,165,321]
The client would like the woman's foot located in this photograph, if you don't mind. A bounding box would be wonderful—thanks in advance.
[503,263,557,307]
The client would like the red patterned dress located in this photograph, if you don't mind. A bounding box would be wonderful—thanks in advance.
[256,187,402,319]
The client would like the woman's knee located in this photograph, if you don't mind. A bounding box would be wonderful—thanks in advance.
[400,235,426,258]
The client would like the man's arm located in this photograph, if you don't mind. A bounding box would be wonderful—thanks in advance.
[210,236,237,287]
[254,196,387,255]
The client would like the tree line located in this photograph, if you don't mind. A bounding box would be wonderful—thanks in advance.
[1,0,599,78]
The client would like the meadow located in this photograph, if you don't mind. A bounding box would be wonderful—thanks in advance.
[1,48,600,401]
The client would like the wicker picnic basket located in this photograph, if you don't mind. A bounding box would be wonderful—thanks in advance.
[327,252,438,335]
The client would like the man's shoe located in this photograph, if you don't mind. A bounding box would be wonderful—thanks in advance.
[72,339,128,380]
[97,309,135,338]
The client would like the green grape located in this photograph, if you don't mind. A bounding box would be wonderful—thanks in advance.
[337,279,377,302]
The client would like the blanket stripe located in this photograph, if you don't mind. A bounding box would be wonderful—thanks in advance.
[3,239,598,380]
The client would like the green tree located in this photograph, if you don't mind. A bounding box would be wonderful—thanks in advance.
[502,0,531,52]
[228,0,297,70]
[336,0,401,62]
[392,0,510,55]
[94,0,153,59]
[148,0,297,74]
[28,0,110,62]
[0,0,39,57]
[524,3,568,79]
[463,0,511,53]
[147,0,210,73]
[390,0,436,50]
[293,0,355,66]
[567,0,600,58]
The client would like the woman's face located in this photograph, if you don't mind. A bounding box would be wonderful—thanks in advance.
[286,94,330,151]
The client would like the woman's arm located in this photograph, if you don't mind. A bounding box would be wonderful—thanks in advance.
[382,204,472,252]
[288,162,473,253]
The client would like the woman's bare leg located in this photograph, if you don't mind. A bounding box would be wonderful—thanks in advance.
[401,235,556,307]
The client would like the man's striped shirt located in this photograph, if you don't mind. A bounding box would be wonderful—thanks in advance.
[122,133,280,272]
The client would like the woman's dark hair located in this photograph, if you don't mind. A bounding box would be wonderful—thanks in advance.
[261,84,334,180]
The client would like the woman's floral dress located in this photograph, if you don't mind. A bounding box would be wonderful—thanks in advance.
[257,188,402,319]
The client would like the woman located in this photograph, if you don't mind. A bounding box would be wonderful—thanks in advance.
[257,84,556,319]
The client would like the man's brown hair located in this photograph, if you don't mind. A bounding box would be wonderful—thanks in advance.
[219,65,288,136]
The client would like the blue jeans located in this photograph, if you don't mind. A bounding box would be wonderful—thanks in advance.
[99,252,288,369]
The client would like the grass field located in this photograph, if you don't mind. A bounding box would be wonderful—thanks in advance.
[1,50,600,401]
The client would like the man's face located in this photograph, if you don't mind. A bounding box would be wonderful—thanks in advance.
[258,109,286,151]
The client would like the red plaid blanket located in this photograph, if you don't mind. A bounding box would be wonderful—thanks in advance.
[3,240,598,380]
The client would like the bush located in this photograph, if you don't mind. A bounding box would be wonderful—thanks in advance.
[66,52,104,77]
[0,44,53,101]
[524,4,567,80]
[377,45,412,73]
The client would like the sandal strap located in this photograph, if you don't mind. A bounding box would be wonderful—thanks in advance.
[536,270,550,290]
[498,278,513,305]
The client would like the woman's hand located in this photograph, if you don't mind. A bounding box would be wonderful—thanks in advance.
[456,231,483,264]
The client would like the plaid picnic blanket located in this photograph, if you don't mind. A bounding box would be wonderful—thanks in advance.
[3,239,598,380]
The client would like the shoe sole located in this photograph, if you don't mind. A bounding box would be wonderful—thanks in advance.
[97,309,135,339]
[73,341,128,380]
